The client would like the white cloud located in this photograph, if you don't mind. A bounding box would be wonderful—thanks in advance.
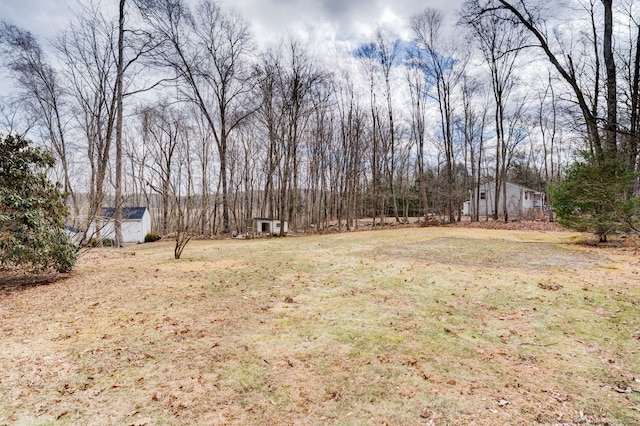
[218,0,464,47]
[1,0,465,49]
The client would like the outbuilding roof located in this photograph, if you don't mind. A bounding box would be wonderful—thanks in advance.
[477,181,543,194]
[101,207,148,221]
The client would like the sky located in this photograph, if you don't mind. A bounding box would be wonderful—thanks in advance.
[0,0,468,143]
[221,0,464,45]
[0,0,466,50]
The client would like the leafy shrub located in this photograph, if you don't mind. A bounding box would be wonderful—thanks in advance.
[550,156,640,242]
[0,134,78,273]
[145,233,161,243]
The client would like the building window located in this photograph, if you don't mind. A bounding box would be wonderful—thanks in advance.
[525,193,529,200]
[480,191,486,200]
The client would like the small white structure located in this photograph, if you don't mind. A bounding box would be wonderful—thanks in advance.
[250,218,288,236]
[91,207,152,244]
[466,181,545,219]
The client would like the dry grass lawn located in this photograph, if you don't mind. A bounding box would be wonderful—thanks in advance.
[1,227,639,425]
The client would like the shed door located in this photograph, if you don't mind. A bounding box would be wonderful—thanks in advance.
[261,222,270,233]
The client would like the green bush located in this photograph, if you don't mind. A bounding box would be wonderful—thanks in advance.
[0,134,78,273]
[145,233,161,243]
[550,155,640,242]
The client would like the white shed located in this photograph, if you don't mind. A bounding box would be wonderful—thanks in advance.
[96,207,152,244]
[251,218,288,236]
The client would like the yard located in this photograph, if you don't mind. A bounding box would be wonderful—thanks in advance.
[1,227,639,425]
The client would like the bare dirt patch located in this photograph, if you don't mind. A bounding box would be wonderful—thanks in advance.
[1,227,639,425]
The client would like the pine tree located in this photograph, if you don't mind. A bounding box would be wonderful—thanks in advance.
[550,155,639,242]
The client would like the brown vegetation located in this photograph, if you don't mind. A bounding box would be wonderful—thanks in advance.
[1,227,639,425]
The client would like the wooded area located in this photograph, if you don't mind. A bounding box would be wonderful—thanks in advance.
[1,0,639,241]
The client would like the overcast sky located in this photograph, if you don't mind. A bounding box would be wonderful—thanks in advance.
[0,0,466,49]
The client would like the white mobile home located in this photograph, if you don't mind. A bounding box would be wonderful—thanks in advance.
[466,181,545,219]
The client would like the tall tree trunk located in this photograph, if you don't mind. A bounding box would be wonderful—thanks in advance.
[114,0,126,247]
[493,95,502,221]
[385,73,400,223]
[628,25,640,170]
[602,0,617,158]
[220,134,230,234]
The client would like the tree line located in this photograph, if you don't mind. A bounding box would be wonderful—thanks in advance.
[1,0,638,244]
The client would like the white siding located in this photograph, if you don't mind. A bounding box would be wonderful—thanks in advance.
[142,210,151,237]
[467,182,543,218]
[87,208,151,244]
[254,219,288,235]
[100,220,144,243]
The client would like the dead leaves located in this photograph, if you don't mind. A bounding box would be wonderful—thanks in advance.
[485,398,510,414]
[449,220,566,232]
[328,389,342,401]
[538,282,564,291]
[58,383,77,396]
[402,357,430,381]
[611,378,640,394]
[443,327,458,337]
[1,229,638,425]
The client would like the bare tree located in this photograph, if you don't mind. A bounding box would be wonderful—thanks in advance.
[138,102,185,234]
[535,68,564,220]
[406,52,429,220]
[463,1,526,221]
[139,0,256,235]
[412,9,468,222]
[602,0,617,156]
[618,0,640,172]
[55,1,156,240]
[190,106,216,236]
[170,122,201,259]
[334,75,367,230]
[234,124,261,232]
[113,0,126,246]
[467,0,617,160]
[0,22,78,215]
[355,38,385,225]
[55,3,120,235]
[254,40,327,234]
[255,48,285,222]
[460,74,488,222]
[375,29,402,223]
[303,83,333,230]
[276,40,327,235]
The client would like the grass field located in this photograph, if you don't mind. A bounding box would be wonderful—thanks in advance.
[1,227,639,425]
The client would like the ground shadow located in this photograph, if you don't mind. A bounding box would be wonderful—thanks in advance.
[0,271,72,295]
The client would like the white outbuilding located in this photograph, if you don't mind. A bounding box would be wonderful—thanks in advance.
[95,207,152,244]
[250,218,288,236]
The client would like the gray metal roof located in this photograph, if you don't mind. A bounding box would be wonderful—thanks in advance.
[101,207,147,221]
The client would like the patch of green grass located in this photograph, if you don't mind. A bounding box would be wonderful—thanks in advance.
[220,362,267,393]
